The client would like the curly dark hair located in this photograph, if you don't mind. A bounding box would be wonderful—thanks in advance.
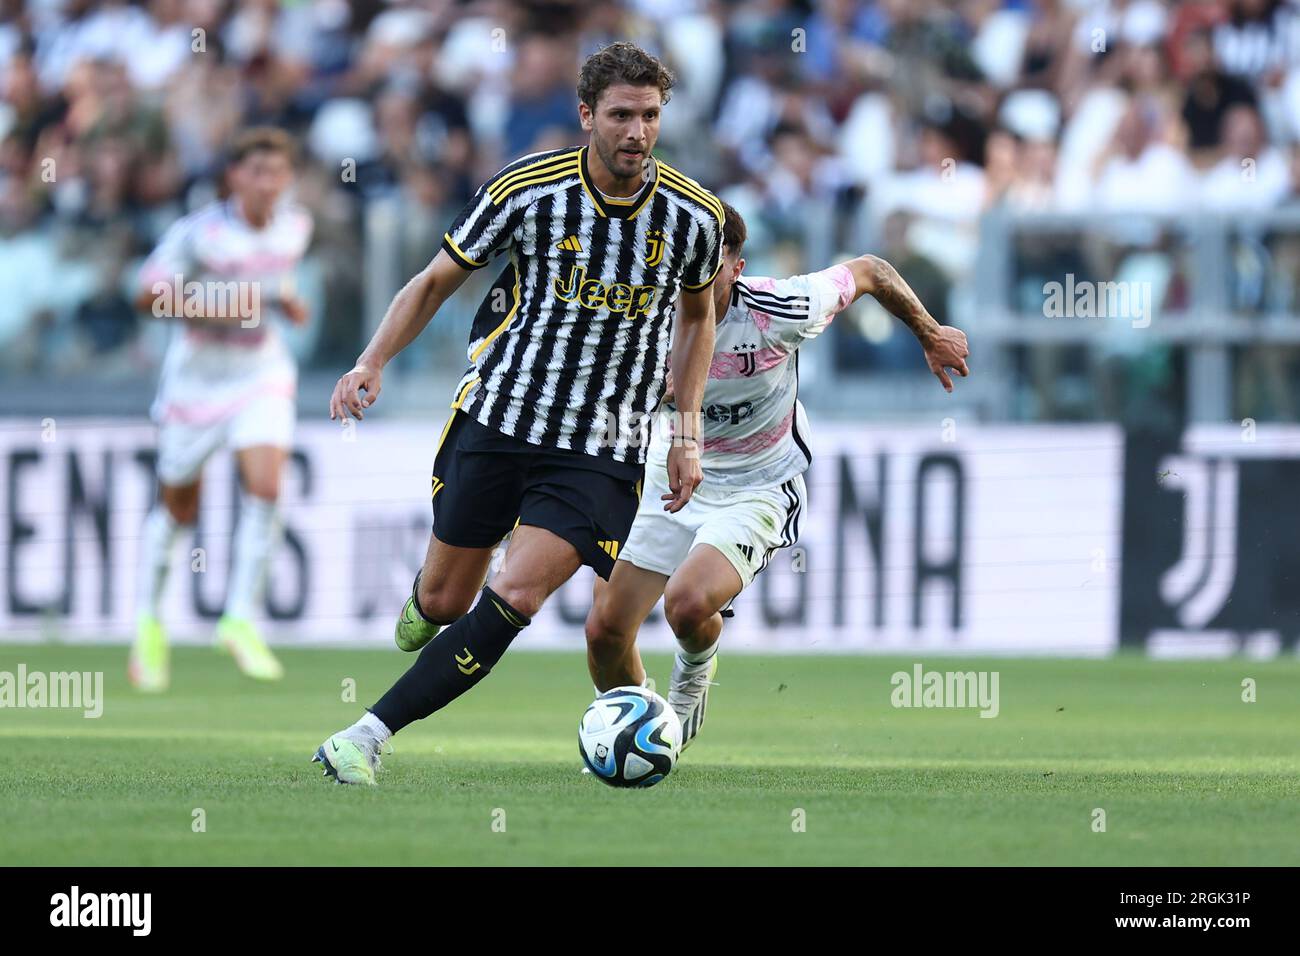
[577,42,675,111]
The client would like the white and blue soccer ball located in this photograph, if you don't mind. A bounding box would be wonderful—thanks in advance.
[579,686,681,788]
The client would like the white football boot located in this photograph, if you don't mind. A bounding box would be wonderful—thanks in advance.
[668,653,718,751]
[312,728,389,786]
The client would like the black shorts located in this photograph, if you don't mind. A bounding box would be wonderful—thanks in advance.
[430,410,645,580]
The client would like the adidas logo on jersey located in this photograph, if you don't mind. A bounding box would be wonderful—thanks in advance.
[555,235,583,253]
[736,544,754,563]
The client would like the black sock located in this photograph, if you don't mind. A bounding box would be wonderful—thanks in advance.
[371,586,530,733]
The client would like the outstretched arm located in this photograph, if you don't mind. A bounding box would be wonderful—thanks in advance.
[843,254,971,392]
[330,250,473,421]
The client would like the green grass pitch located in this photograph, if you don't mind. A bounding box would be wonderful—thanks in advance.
[2,644,1297,865]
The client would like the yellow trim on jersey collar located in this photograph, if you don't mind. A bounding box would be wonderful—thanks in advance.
[578,146,658,220]
[657,163,725,223]
[487,149,581,205]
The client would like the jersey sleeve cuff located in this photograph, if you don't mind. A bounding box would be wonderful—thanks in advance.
[442,233,488,271]
[682,256,723,292]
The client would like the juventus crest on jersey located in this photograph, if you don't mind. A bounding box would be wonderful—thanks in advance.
[650,265,858,490]
[440,145,725,465]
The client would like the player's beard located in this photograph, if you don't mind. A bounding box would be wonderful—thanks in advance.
[593,130,649,190]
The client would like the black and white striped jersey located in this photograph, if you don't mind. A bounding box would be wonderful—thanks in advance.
[440,145,725,466]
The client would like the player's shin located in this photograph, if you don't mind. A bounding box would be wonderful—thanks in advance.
[370,586,531,733]
[217,491,285,679]
[585,625,646,692]
[137,506,184,621]
[130,506,186,691]
[225,491,280,620]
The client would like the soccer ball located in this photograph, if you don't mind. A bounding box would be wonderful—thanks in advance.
[579,686,681,788]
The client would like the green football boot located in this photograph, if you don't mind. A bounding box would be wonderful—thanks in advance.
[312,732,382,786]
[128,615,170,692]
[216,616,284,681]
[394,595,441,652]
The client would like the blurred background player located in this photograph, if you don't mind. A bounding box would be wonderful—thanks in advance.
[584,201,969,747]
[129,127,313,691]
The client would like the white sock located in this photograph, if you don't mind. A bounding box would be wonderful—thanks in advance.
[137,506,183,620]
[224,492,280,620]
[348,711,392,747]
[678,644,718,666]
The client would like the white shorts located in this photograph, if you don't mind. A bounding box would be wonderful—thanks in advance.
[620,464,807,591]
[155,392,296,486]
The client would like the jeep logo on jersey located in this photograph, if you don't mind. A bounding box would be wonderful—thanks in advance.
[645,229,665,267]
[553,264,657,320]
[705,401,754,425]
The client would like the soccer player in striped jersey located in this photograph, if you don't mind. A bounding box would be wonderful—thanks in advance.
[314,43,724,785]
[584,202,970,748]
[130,127,313,691]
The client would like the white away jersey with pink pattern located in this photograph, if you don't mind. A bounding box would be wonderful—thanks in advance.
[139,199,313,426]
[651,264,856,489]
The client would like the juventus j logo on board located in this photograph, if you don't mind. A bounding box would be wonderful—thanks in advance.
[1121,430,1300,656]
[1157,456,1239,630]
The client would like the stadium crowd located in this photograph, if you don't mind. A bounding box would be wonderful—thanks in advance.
[2,0,1300,417]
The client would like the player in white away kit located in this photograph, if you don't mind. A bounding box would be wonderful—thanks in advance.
[585,201,970,746]
[129,128,313,691]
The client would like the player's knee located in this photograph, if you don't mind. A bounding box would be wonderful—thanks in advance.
[167,500,199,526]
[585,610,633,658]
[241,482,279,504]
[663,583,715,637]
[416,578,476,623]
[161,489,200,526]
[489,582,544,621]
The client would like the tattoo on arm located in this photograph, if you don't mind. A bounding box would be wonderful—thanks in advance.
[864,256,939,343]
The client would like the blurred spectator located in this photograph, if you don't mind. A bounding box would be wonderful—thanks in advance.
[504,32,582,159]
[1179,26,1260,163]
[872,110,986,279]
[1213,0,1298,82]
[834,209,951,373]
[753,123,850,241]
[1091,98,1197,214]
[0,0,1297,423]
[1200,103,1291,209]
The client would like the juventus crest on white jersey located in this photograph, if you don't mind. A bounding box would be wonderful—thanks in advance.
[651,264,857,489]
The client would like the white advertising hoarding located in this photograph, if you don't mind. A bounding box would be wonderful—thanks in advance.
[0,418,1122,655]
